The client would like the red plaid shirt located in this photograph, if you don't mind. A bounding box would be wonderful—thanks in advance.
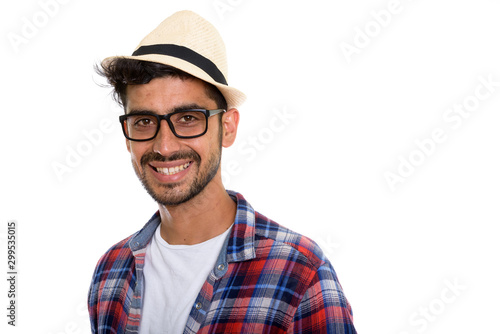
[88,191,356,333]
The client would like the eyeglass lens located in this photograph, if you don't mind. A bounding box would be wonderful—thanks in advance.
[124,110,207,140]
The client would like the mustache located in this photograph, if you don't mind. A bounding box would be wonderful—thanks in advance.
[140,150,201,166]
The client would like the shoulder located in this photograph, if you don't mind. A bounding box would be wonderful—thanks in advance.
[252,213,355,328]
[97,233,136,265]
[90,233,137,283]
[91,212,160,280]
[253,211,327,272]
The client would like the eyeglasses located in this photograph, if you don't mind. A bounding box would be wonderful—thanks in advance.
[119,109,225,141]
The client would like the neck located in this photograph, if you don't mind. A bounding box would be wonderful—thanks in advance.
[157,181,236,245]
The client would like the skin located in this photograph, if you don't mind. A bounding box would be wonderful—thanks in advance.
[125,76,240,245]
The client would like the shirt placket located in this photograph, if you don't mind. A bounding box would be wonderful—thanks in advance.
[183,231,230,333]
[125,241,148,333]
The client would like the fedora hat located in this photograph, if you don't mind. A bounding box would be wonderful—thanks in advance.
[102,10,246,109]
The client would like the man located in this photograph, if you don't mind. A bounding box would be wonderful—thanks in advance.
[88,10,356,334]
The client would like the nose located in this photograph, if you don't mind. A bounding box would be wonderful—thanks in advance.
[152,119,181,156]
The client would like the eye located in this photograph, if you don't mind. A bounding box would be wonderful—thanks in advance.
[131,115,157,127]
[179,114,197,122]
[173,111,204,124]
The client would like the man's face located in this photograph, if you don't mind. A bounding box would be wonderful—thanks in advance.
[125,76,224,206]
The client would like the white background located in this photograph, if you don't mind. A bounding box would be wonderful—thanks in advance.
[1,0,499,333]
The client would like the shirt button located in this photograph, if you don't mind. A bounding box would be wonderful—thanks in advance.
[195,302,202,310]
[217,264,225,271]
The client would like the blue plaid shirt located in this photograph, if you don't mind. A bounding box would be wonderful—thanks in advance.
[88,191,356,333]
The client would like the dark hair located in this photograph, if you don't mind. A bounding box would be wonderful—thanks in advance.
[95,58,227,111]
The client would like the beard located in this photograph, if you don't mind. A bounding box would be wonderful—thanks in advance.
[133,144,222,206]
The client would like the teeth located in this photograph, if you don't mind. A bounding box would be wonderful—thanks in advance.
[156,162,191,176]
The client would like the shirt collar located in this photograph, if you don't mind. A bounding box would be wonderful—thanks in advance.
[128,190,257,263]
[129,212,161,252]
[225,190,256,262]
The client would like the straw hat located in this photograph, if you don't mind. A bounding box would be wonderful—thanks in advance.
[102,10,246,109]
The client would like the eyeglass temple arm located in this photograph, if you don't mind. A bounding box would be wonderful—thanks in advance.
[208,109,226,116]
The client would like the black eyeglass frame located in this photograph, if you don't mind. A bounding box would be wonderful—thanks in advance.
[119,108,226,141]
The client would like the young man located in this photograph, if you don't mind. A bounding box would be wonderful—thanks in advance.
[88,10,356,334]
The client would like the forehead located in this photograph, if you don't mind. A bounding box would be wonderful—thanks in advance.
[125,76,215,113]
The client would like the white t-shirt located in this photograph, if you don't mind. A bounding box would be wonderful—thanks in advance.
[138,224,231,334]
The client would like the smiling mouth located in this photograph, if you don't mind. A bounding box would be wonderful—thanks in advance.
[151,162,192,176]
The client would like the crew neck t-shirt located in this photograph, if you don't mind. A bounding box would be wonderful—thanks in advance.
[139,224,232,334]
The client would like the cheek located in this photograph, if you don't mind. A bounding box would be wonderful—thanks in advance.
[126,139,131,153]
[203,131,221,152]
[128,143,147,166]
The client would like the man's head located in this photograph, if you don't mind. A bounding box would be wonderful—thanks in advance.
[98,10,243,206]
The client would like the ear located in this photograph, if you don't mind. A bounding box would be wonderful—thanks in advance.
[221,108,240,148]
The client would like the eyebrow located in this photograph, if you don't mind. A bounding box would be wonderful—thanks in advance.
[127,103,206,115]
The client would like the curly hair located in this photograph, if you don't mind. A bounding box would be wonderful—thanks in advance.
[96,58,227,111]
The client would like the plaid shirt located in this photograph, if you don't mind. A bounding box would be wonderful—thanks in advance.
[88,191,356,333]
